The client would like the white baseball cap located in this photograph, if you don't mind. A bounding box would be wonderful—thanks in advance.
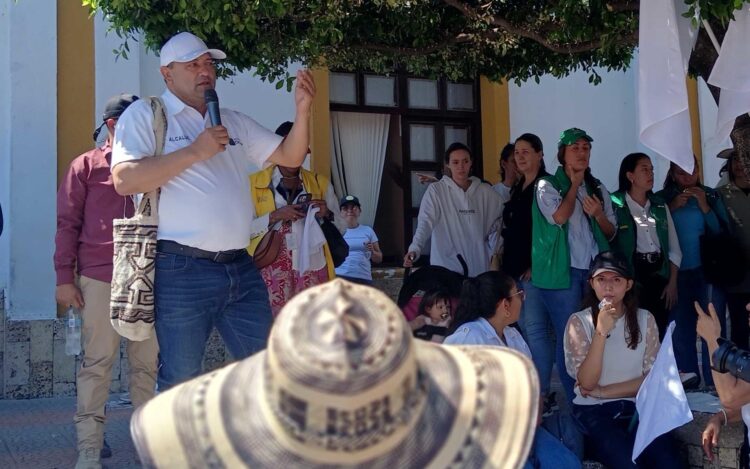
[159,32,227,67]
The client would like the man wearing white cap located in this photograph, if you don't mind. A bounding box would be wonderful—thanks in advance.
[111,32,316,391]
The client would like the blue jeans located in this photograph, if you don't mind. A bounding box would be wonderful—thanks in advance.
[154,251,273,390]
[519,279,554,396]
[573,400,682,469]
[669,268,726,386]
[537,268,589,403]
[525,426,581,469]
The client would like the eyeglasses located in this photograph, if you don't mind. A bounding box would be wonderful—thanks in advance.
[508,289,526,301]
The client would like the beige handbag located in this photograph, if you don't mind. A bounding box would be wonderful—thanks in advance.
[110,97,166,341]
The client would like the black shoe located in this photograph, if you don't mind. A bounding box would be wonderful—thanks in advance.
[542,392,559,418]
[100,438,112,459]
[680,372,700,390]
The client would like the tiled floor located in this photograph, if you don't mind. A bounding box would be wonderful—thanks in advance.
[0,395,140,468]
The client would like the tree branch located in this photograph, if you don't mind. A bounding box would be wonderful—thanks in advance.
[606,1,639,13]
[349,33,474,56]
[442,0,637,54]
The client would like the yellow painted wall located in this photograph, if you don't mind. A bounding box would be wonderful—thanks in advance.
[480,77,510,184]
[309,68,331,177]
[57,2,94,185]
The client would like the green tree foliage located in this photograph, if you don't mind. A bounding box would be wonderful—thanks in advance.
[83,0,748,86]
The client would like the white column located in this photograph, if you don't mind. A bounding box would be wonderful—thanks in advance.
[0,0,11,309]
[0,0,58,319]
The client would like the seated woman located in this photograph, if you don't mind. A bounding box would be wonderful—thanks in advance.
[445,271,580,469]
[564,252,681,469]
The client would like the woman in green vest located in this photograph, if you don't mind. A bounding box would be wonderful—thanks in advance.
[531,128,616,402]
[610,153,681,339]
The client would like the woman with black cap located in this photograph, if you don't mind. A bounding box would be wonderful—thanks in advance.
[335,194,382,285]
[564,252,680,468]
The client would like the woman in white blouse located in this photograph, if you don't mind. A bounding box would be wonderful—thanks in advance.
[445,271,581,469]
[609,153,681,339]
[564,252,680,468]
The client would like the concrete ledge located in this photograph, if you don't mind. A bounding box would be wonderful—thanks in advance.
[675,411,744,469]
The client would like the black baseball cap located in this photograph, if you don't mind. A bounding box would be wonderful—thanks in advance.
[93,93,139,141]
[339,195,361,208]
[589,251,633,279]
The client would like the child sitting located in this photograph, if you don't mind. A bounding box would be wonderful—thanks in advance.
[409,289,452,343]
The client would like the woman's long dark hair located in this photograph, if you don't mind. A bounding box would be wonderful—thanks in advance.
[499,143,515,180]
[617,152,651,193]
[556,145,604,202]
[449,271,515,334]
[581,279,641,349]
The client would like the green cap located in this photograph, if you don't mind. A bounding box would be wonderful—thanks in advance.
[558,128,593,147]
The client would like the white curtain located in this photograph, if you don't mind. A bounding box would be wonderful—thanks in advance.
[330,111,390,227]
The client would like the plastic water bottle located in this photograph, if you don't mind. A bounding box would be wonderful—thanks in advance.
[65,307,82,356]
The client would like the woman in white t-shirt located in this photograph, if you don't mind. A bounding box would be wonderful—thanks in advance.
[564,252,680,468]
[444,271,580,469]
[335,195,382,285]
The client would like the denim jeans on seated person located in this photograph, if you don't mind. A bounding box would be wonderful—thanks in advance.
[537,268,590,403]
[154,251,273,390]
[524,425,582,469]
[573,400,682,469]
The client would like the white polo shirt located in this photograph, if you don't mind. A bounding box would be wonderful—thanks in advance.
[111,90,282,251]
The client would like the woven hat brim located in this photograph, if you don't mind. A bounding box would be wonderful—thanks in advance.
[131,343,538,469]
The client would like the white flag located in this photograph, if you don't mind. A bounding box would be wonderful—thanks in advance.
[632,321,693,462]
[708,6,750,144]
[637,0,698,172]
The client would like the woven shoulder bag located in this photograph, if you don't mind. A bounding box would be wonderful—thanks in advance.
[110,97,166,341]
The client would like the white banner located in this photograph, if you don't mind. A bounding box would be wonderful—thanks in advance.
[637,0,697,172]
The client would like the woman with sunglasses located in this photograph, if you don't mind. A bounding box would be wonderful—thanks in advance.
[445,271,581,469]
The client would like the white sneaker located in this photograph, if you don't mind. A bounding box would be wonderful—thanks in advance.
[75,447,102,469]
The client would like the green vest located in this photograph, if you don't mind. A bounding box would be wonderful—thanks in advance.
[531,167,610,289]
[610,191,670,279]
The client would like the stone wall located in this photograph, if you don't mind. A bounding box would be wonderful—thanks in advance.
[0,269,404,400]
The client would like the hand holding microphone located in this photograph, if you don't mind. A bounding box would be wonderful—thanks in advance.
[204,89,235,146]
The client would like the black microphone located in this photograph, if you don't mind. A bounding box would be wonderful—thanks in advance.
[204,89,235,145]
